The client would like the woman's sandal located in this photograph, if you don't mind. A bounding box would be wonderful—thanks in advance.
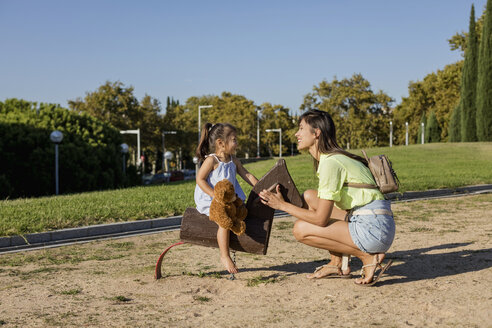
[354,259,393,287]
[307,265,352,279]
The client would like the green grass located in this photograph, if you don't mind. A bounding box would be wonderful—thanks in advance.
[193,296,211,302]
[246,274,286,287]
[110,296,132,303]
[59,289,82,295]
[0,143,491,237]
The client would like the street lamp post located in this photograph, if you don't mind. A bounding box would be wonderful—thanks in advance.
[164,151,173,172]
[193,156,199,177]
[120,143,129,175]
[256,108,262,158]
[265,128,282,158]
[421,122,425,144]
[162,130,177,171]
[405,122,409,146]
[50,130,63,195]
[120,129,141,166]
[389,121,393,147]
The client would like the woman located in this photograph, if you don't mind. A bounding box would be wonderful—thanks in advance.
[259,110,395,286]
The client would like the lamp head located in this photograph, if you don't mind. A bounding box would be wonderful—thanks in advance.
[50,130,63,144]
[120,143,129,154]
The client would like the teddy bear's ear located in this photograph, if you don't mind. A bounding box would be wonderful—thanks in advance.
[214,184,224,198]
[214,179,229,199]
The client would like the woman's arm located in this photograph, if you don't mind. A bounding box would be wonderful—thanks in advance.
[259,186,334,227]
[233,157,258,186]
[196,157,216,198]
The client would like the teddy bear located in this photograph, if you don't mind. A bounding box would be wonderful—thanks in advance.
[209,179,248,235]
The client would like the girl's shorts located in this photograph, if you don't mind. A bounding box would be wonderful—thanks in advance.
[348,200,395,254]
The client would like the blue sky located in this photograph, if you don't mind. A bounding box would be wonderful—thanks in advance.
[0,0,487,114]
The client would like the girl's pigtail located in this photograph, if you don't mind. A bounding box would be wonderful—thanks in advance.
[196,123,213,161]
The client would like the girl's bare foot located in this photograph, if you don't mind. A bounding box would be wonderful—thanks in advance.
[220,255,238,274]
[354,253,386,285]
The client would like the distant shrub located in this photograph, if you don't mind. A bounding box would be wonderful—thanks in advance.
[0,98,133,199]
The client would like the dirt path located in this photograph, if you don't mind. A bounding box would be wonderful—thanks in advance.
[1,194,491,327]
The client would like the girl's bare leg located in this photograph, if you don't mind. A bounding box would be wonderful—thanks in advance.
[301,190,350,276]
[217,227,238,274]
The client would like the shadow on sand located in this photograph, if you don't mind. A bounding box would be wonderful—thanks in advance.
[221,243,492,284]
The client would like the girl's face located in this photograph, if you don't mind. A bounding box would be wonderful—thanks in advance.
[295,119,318,151]
[224,133,238,154]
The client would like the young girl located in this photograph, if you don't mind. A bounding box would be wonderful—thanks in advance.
[194,122,258,274]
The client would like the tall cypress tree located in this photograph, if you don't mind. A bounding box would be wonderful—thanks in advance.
[426,110,441,143]
[476,0,492,140]
[461,5,478,141]
[449,104,461,142]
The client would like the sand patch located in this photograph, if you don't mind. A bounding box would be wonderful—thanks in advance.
[0,194,491,327]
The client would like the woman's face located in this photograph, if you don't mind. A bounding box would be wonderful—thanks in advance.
[295,119,317,151]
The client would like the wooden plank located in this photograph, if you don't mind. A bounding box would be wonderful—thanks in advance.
[179,207,272,254]
[179,159,302,255]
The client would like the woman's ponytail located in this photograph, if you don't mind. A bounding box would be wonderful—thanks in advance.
[196,123,213,161]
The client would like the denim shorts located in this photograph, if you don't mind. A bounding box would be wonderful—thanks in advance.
[348,200,395,254]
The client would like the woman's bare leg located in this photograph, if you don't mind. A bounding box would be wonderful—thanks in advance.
[217,227,237,274]
[293,219,385,282]
[293,219,363,256]
[302,189,347,220]
[354,253,387,285]
[301,190,350,276]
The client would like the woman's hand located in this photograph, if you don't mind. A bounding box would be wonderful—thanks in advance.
[259,185,285,210]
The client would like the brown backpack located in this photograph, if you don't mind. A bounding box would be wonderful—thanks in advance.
[345,150,400,194]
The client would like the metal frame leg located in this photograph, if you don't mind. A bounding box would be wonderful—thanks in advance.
[154,241,186,280]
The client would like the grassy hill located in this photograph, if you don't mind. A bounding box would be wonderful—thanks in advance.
[1,143,491,236]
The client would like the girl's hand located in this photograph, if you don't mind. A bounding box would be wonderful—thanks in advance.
[259,185,285,210]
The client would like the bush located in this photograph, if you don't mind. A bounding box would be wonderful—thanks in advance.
[0,99,128,199]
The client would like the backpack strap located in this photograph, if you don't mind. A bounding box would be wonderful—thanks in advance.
[361,149,370,163]
[344,182,378,189]
[343,150,378,190]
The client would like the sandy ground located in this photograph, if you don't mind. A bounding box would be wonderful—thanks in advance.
[0,194,491,328]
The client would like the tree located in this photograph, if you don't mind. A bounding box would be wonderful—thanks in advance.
[460,5,479,142]
[68,81,165,171]
[476,0,492,141]
[162,92,297,161]
[68,81,140,131]
[448,8,484,54]
[301,74,393,149]
[166,96,179,112]
[448,103,462,142]
[164,93,260,160]
[425,110,440,143]
[259,103,296,156]
[393,62,462,144]
[139,95,165,167]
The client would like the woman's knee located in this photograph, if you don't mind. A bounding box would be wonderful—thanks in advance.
[292,220,309,241]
